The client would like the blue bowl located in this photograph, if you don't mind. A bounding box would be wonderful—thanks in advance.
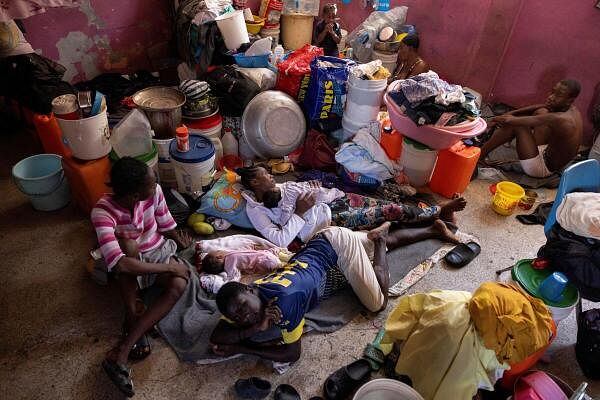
[233,53,271,68]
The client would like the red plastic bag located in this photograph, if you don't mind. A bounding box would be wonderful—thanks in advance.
[275,44,323,99]
[290,130,337,170]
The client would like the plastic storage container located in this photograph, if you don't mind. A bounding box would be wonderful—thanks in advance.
[344,79,386,125]
[379,124,402,161]
[400,137,438,187]
[62,155,111,214]
[283,0,319,16]
[57,109,111,160]
[186,114,224,162]
[371,49,397,73]
[353,378,424,400]
[429,144,480,198]
[169,135,215,196]
[215,10,249,50]
[281,13,313,50]
[12,154,71,211]
[384,89,487,150]
[233,53,271,68]
[492,181,525,216]
[33,113,71,157]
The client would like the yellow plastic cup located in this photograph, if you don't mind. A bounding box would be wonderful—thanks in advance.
[492,181,525,215]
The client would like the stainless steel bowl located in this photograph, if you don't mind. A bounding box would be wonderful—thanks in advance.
[373,40,401,54]
[132,86,186,139]
[241,91,306,159]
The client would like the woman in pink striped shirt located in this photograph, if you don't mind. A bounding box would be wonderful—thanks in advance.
[92,157,191,397]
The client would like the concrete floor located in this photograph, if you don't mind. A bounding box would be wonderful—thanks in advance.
[1,127,598,400]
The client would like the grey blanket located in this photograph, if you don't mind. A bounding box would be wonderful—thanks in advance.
[155,238,443,363]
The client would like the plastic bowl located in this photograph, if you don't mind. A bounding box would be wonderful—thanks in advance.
[246,15,265,35]
[233,53,271,68]
[384,87,487,150]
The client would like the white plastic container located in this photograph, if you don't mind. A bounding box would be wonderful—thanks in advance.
[222,128,239,156]
[341,114,369,139]
[261,26,280,47]
[187,116,224,162]
[169,135,215,196]
[353,379,424,400]
[281,13,313,50]
[508,278,578,324]
[216,10,249,50]
[152,138,177,188]
[57,109,111,160]
[348,74,388,91]
[400,137,438,187]
[371,49,397,73]
[344,81,386,124]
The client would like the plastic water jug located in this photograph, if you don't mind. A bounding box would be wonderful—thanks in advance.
[379,124,402,160]
[222,128,239,156]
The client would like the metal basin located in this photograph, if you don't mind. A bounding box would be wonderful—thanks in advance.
[241,91,306,159]
[132,86,186,139]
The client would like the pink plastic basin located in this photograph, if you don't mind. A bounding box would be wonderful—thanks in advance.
[384,91,487,150]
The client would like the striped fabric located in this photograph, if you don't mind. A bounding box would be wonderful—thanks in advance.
[91,185,177,271]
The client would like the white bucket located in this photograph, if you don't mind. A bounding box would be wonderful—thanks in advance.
[188,119,224,162]
[261,27,280,47]
[57,110,111,160]
[400,138,438,187]
[371,50,398,74]
[348,73,388,91]
[216,10,249,50]
[169,135,216,196]
[341,114,370,139]
[153,138,177,188]
[281,13,313,50]
[344,81,386,124]
[353,379,424,400]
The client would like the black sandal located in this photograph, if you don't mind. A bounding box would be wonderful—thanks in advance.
[128,332,152,361]
[102,359,135,397]
[445,242,481,268]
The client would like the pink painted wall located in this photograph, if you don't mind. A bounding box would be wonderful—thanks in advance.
[330,0,600,143]
[21,0,172,83]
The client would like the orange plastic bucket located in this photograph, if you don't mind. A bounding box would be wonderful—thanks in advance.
[492,181,525,215]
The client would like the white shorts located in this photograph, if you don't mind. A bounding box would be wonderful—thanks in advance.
[520,145,552,178]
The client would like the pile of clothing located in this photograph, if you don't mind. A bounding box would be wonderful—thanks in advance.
[538,192,600,301]
[380,282,553,400]
[388,71,479,126]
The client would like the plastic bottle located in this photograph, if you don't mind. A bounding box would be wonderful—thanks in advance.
[379,124,402,160]
[273,44,284,65]
[176,126,189,152]
[221,128,239,156]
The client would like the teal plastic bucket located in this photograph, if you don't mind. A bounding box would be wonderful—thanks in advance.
[12,154,70,211]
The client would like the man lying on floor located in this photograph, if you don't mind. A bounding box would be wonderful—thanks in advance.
[209,222,435,362]
[91,157,191,397]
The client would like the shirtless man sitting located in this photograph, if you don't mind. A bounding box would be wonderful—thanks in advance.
[480,79,582,178]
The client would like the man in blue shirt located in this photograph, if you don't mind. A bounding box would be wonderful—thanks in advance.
[210,223,394,362]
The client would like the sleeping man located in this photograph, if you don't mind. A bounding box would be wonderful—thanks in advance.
[209,222,398,362]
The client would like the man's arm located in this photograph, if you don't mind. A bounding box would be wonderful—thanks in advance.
[507,104,546,116]
[316,23,330,44]
[495,113,560,127]
[210,319,267,345]
[214,341,301,362]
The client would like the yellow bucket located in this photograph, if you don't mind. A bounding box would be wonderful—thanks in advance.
[492,181,525,215]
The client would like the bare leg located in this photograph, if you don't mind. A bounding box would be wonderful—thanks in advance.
[117,239,142,329]
[439,197,467,223]
[108,271,187,365]
[514,126,542,160]
[368,222,391,311]
[383,220,461,251]
[481,125,519,159]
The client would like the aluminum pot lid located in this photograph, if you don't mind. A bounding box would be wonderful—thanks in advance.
[241,91,306,158]
[169,134,215,163]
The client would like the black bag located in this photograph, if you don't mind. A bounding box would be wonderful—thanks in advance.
[575,308,600,380]
[203,66,260,117]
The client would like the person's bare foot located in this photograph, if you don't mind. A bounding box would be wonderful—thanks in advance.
[432,220,461,244]
[368,221,391,242]
[439,197,467,223]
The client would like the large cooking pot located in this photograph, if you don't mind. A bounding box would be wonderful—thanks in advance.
[241,90,306,159]
[133,86,186,139]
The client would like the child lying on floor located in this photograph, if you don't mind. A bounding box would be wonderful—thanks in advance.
[198,248,291,294]
[262,181,345,242]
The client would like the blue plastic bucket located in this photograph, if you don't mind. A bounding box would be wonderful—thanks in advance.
[12,154,70,211]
